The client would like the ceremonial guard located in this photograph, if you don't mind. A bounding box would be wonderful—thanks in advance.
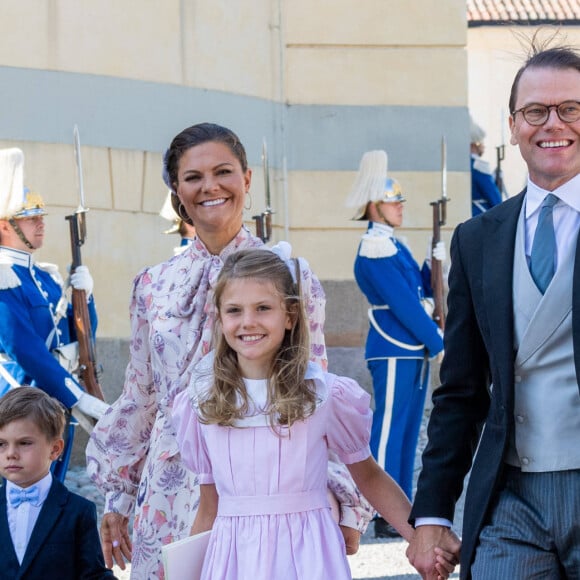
[346,150,445,537]
[159,190,196,255]
[0,148,108,480]
[470,118,502,216]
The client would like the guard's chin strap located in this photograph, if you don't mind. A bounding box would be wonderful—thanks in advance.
[8,219,34,250]
[375,203,395,228]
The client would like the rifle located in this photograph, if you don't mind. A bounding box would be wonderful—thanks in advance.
[253,138,274,243]
[430,136,450,331]
[495,110,508,200]
[495,143,507,200]
[65,125,105,402]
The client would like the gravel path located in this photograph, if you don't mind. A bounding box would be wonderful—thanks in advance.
[66,405,465,579]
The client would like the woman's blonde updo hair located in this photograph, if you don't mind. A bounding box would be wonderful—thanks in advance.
[198,248,317,430]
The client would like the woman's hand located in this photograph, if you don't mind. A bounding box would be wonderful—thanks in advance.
[100,512,132,570]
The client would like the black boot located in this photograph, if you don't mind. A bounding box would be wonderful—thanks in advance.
[374,517,401,539]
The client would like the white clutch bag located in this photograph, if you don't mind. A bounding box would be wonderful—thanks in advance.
[162,529,211,580]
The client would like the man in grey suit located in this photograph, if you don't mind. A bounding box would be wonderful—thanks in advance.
[406,45,580,579]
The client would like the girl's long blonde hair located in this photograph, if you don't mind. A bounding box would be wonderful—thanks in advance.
[198,249,317,429]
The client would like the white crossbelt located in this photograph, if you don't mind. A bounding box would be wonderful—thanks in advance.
[0,358,21,389]
[368,306,424,351]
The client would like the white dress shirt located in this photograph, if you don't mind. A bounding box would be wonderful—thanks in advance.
[524,173,580,267]
[6,472,52,564]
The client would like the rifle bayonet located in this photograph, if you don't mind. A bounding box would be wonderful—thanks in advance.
[253,138,274,243]
[73,125,87,212]
[430,135,451,331]
[263,138,272,212]
[441,136,447,199]
[66,125,105,402]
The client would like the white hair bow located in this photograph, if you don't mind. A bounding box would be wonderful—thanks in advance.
[269,241,302,283]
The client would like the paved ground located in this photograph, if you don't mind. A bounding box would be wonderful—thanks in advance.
[66,405,465,579]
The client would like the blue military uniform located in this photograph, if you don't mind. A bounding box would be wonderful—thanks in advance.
[0,247,98,480]
[471,155,502,217]
[0,147,106,482]
[354,221,443,499]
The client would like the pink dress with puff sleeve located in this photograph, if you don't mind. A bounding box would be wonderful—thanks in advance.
[172,359,373,580]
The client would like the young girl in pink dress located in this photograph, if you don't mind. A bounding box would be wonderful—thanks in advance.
[172,248,456,579]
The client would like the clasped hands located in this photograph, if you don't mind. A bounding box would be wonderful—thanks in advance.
[406,525,461,580]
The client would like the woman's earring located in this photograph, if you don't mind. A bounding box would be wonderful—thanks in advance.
[177,203,190,222]
[244,192,252,210]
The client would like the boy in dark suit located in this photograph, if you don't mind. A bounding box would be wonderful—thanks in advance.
[0,387,115,579]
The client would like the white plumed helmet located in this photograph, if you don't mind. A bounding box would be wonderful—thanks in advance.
[0,148,46,220]
[345,150,405,220]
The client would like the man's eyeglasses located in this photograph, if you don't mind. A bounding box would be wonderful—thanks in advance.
[511,101,580,126]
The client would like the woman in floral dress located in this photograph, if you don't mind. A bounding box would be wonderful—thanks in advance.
[86,123,372,579]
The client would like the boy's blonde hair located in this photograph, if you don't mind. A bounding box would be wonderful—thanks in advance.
[0,387,66,440]
[198,249,317,429]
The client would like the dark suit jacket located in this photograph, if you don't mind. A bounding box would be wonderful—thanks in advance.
[0,478,116,579]
[410,192,580,579]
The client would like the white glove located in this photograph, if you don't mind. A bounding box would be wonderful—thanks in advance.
[432,240,446,262]
[422,297,435,317]
[71,406,95,434]
[71,392,109,434]
[76,391,109,419]
[70,265,94,299]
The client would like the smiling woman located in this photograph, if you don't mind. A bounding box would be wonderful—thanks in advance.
[163,123,250,255]
[86,123,373,579]
[172,140,250,254]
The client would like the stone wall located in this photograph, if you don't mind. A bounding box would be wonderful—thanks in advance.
[0,0,461,466]
[0,0,470,340]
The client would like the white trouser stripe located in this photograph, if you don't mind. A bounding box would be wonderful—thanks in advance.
[377,358,396,465]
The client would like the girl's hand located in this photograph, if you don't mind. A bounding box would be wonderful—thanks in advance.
[190,483,218,535]
[434,546,459,579]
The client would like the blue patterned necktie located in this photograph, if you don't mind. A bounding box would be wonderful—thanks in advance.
[530,193,559,294]
[8,485,41,508]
